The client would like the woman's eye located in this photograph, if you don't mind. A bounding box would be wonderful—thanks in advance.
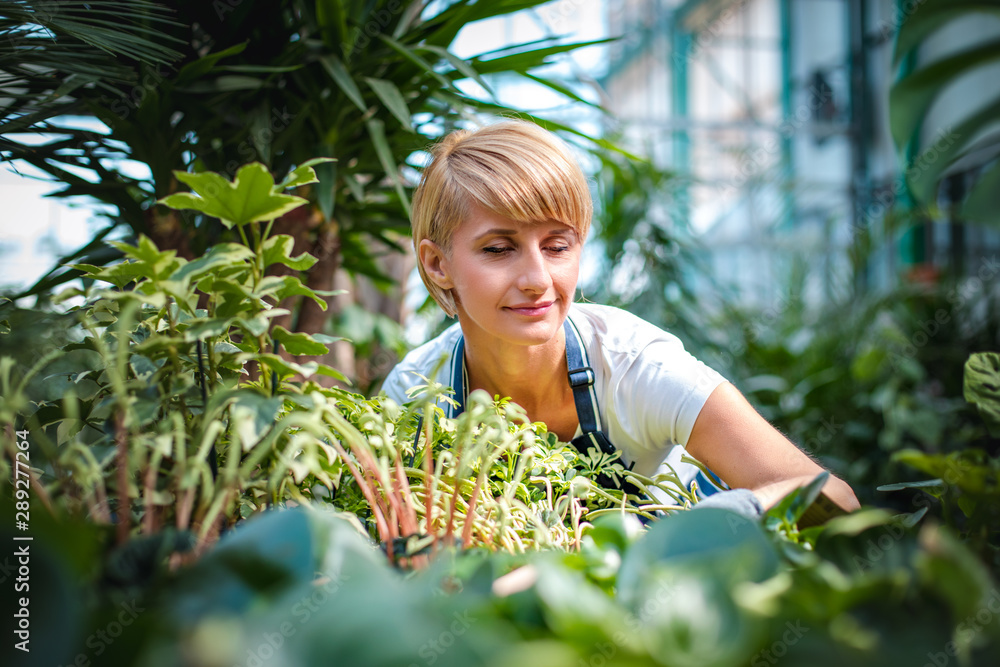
[483,246,512,255]
[547,245,570,253]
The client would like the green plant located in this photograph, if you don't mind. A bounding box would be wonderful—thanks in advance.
[3,0,616,390]
[0,161,687,570]
[890,0,1000,224]
[879,352,1000,575]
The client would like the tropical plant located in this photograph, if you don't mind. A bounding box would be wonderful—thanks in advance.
[1,0,614,384]
[879,352,1000,574]
[0,160,683,568]
[0,0,182,148]
[890,0,1000,224]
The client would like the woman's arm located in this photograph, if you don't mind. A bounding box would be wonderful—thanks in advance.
[684,382,861,512]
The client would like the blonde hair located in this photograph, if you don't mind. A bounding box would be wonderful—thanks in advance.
[411,120,592,317]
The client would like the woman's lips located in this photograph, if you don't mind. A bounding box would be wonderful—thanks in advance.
[505,301,554,316]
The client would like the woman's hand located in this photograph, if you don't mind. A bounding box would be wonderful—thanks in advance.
[685,382,861,513]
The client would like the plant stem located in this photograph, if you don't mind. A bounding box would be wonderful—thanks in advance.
[114,410,131,545]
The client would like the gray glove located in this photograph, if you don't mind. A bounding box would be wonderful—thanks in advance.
[689,488,764,521]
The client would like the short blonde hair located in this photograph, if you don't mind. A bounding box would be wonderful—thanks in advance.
[411,120,592,317]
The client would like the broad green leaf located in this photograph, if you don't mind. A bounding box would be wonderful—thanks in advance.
[363,77,413,131]
[375,34,454,90]
[255,276,330,311]
[469,39,615,76]
[960,159,1000,225]
[894,1,1000,65]
[890,38,1000,149]
[310,362,350,384]
[175,42,248,85]
[877,479,945,492]
[320,55,366,111]
[182,317,235,342]
[232,315,271,339]
[230,390,284,451]
[160,163,308,229]
[618,507,779,608]
[110,235,173,267]
[171,243,255,284]
[767,471,829,526]
[905,97,1000,206]
[277,157,337,190]
[521,72,600,107]
[916,523,997,626]
[419,45,495,97]
[316,0,350,56]
[964,352,1000,435]
[272,326,330,356]
[80,261,150,289]
[261,235,317,271]
[257,353,313,379]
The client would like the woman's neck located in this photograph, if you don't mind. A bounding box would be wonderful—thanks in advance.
[461,326,571,418]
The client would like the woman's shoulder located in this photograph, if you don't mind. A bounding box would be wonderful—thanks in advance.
[381,321,463,401]
[569,302,685,354]
[393,321,463,372]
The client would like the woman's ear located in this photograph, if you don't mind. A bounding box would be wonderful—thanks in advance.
[418,239,454,289]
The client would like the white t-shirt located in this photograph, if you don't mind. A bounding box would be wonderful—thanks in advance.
[380,302,727,488]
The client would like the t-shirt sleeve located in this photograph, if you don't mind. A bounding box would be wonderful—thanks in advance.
[609,337,726,453]
[379,364,410,405]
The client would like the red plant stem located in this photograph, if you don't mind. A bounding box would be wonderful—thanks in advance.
[114,411,131,545]
[393,450,419,537]
[329,439,390,545]
[176,485,195,531]
[365,469,397,542]
[461,474,485,549]
[422,414,436,550]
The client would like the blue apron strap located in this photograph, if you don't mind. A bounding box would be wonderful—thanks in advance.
[449,334,466,418]
[564,318,601,433]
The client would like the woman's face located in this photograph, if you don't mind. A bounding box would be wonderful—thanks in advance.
[421,204,582,348]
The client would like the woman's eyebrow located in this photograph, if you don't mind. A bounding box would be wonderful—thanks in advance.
[472,228,518,241]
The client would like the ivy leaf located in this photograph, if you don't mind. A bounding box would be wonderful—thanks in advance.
[172,243,255,284]
[964,352,1000,436]
[256,275,336,311]
[159,163,308,228]
[272,326,330,356]
[277,157,337,190]
[261,235,317,271]
[230,390,284,452]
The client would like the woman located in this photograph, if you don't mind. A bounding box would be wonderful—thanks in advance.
[381,120,860,515]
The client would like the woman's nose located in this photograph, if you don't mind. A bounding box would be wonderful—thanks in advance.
[516,248,552,293]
